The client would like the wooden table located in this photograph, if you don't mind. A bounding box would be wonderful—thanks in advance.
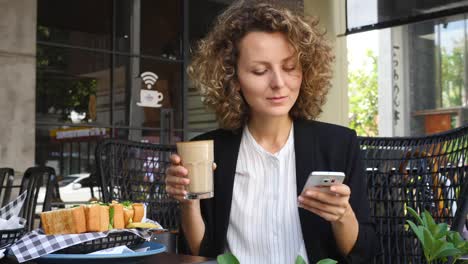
[2,252,215,264]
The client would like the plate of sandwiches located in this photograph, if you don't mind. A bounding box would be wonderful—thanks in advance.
[34,241,166,264]
[39,201,162,254]
[40,201,157,234]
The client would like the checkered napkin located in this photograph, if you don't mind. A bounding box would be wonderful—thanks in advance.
[0,191,27,227]
[10,227,158,263]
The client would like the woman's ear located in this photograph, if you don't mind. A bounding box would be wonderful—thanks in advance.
[232,79,241,92]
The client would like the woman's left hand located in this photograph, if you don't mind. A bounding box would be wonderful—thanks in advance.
[298,183,352,222]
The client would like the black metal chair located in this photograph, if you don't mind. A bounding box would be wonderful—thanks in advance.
[359,126,468,264]
[19,166,58,231]
[0,168,14,207]
[86,171,101,202]
[95,139,178,251]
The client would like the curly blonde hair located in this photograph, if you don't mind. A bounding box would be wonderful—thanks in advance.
[188,1,334,130]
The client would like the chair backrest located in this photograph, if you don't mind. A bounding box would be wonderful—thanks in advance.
[20,166,57,231]
[453,178,468,237]
[359,126,468,264]
[96,139,178,231]
[0,168,14,207]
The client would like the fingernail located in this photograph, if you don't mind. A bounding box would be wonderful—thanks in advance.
[298,196,304,202]
[306,191,314,196]
[330,186,336,192]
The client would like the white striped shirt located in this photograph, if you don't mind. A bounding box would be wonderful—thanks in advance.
[225,125,308,264]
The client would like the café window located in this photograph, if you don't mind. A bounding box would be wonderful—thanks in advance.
[35,0,185,177]
[370,13,468,136]
[408,14,468,135]
[35,0,234,176]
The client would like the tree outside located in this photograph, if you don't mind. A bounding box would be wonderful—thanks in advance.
[441,43,464,108]
[348,49,379,136]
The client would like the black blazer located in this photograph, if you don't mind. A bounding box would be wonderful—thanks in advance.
[180,119,377,263]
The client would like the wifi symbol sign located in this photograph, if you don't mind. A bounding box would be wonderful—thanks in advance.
[140,71,159,89]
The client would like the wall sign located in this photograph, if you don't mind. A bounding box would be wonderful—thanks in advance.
[50,127,108,142]
[136,71,164,108]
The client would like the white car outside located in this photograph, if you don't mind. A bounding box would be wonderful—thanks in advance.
[36,173,101,213]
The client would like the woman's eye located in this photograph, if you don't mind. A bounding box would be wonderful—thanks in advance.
[284,66,296,72]
[252,70,267,75]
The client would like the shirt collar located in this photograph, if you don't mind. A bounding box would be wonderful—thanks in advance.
[244,123,294,158]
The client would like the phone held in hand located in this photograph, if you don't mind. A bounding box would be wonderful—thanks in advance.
[302,171,345,193]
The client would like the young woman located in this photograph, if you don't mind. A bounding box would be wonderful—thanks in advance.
[165,2,377,263]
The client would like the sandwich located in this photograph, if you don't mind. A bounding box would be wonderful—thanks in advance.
[40,206,86,235]
[122,201,134,226]
[84,203,110,232]
[110,202,125,229]
[121,201,145,226]
[132,203,144,222]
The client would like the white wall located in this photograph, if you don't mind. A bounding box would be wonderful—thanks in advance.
[304,0,348,126]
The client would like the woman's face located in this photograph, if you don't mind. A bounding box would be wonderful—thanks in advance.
[236,31,302,120]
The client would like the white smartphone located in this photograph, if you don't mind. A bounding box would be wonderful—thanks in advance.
[302,171,345,193]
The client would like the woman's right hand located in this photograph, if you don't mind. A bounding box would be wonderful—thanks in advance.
[165,154,190,202]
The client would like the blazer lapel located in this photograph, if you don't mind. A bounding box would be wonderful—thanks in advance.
[214,129,242,251]
[294,120,330,262]
[294,119,316,196]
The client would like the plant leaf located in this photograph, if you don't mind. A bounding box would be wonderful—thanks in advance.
[431,223,449,240]
[407,220,425,247]
[423,227,435,260]
[316,259,338,264]
[447,231,464,246]
[407,207,423,225]
[447,230,468,256]
[295,255,307,264]
[423,210,437,230]
[431,240,462,259]
[217,253,240,264]
[421,210,430,228]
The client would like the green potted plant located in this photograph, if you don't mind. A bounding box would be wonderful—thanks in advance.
[406,207,468,264]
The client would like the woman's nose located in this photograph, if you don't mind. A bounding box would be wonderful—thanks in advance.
[270,69,286,89]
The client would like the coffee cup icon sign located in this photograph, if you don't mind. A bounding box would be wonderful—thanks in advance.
[137,90,164,108]
[137,71,164,108]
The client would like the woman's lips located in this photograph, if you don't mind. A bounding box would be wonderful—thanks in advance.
[267,96,288,103]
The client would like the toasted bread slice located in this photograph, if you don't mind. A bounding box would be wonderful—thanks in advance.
[132,203,144,222]
[85,204,109,232]
[123,207,134,225]
[111,203,124,229]
[40,206,86,235]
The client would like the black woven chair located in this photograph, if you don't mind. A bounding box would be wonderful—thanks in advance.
[359,126,468,264]
[0,168,14,207]
[20,166,58,231]
[95,139,178,250]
